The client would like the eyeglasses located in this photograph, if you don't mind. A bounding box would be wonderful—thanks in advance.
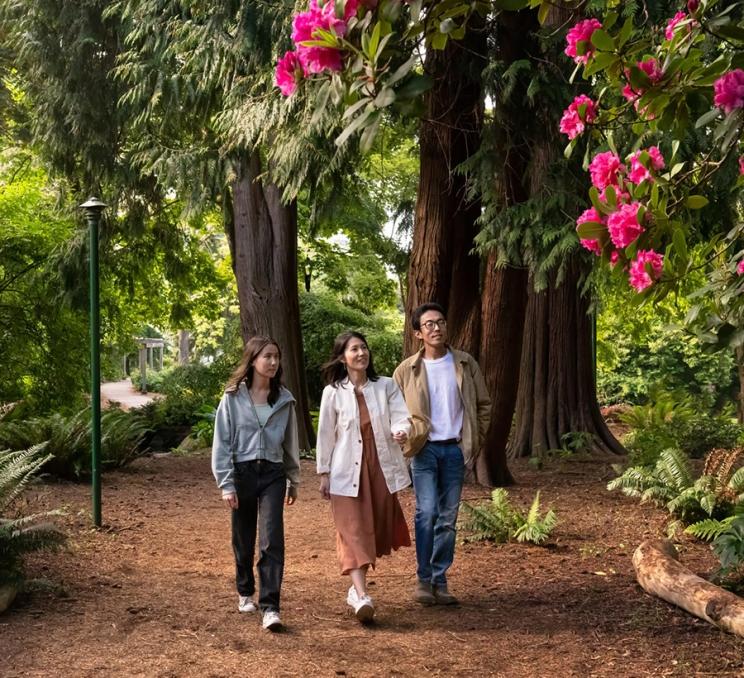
[421,319,447,331]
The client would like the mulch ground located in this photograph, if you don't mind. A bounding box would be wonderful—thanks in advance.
[2,452,743,677]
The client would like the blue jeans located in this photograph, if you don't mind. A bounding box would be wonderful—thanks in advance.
[410,441,465,586]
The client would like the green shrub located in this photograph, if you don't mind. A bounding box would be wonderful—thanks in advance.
[608,448,744,525]
[0,444,66,588]
[153,358,233,426]
[0,407,150,480]
[461,489,557,545]
[676,416,742,459]
[191,405,216,447]
[712,514,744,581]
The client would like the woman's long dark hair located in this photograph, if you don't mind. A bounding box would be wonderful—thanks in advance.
[225,335,283,405]
[320,331,379,387]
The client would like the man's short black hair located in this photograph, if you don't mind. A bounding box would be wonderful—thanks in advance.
[412,302,446,331]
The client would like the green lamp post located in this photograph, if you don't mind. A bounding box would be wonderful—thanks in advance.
[80,197,106,527]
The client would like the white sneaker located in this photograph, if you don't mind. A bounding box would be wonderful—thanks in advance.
[238,595,257,613]
[262,609,282,631]
[346,585,374,622]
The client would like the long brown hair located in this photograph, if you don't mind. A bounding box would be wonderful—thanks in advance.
[320,331,379,387]
[225,335,283,405]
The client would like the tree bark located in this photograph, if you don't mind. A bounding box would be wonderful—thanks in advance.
[404,30,484,358]
[475,257,528,486]
[177,330,190,366]
[633,540,744,638]
[508,254,623,458]
[231,151,315,450]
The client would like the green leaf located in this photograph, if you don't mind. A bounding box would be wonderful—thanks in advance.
[695,108,721,129]
[440,18,456,33]
[386,55,417,88]
[359,113,381,153]
[367,21,381,60]
[672,229,688,264]
[493,0,529,9]
[395,73,433,100]
[576,221,605,239]
[685,195,709,209]
[715,24,744,42]
[584,52,618,76]
[537,1,550,24]
[373,87,396,108]
[335,109,373,147]
[430,30,448,50]
[590,29,615,52]
[617,17,634,48]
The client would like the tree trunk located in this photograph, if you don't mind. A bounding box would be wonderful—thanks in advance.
[403,30,484,358]
[178,330,190,366]
[231,151,315,450]
[633,540,744,638]
[474,257,527,486]
[508,254,623,458]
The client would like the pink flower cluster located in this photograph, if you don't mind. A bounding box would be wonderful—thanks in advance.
[564,19,602,65]
[628,250,664,292]
[628,146,665,184]
[576,147,670,292]
[275,0,361,96]
[589,151,624,190]
[622,58,664,104]
[713,69,744,115]
[559,95,598,139]
[664,11,688,40]
[738,260,744,275]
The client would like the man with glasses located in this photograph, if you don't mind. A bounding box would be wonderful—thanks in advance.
[393,302,491,606]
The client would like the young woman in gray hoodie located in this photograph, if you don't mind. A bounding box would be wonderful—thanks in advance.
[211,335,301,632]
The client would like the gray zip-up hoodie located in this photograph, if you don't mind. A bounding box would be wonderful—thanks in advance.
[211,383,301,497]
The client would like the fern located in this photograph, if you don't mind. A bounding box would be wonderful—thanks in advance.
[0,445,65,588]
[685,516,736,541]
[461,489,557,546]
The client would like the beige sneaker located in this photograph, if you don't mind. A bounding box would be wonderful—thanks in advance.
[433,584,458,606]
[413,580,436,606]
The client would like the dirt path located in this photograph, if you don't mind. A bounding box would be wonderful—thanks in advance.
[2,454,743,677]
[101,381,160,410]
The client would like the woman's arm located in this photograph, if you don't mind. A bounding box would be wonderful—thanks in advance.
[282,402,301,503]
[315,386,337,475]
[386,378,411,438]
[211,395,236,500]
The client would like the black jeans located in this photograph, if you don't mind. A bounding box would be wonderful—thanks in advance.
[231,460,286,612]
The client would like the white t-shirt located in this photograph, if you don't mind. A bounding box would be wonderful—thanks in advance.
[423,351,463,441]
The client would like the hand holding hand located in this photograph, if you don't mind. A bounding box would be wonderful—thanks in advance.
[286,485,298,506]
[223,492,239,510]
[392,430,408,445]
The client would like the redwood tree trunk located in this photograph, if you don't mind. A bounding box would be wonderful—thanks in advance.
[231,151,315,450]
[404,31,484,358]
[508,254,623,458]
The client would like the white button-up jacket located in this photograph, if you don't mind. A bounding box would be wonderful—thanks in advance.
[316,376,412,497]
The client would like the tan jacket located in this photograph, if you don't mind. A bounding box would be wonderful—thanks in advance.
[393,347,491,466]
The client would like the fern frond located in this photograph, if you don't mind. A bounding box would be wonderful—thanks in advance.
[685,516,735,541]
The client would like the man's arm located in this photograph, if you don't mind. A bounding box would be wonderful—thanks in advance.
[471,359,492,448]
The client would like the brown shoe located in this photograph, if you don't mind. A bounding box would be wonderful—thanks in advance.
[413,580,436,606]
[433,584,458,606]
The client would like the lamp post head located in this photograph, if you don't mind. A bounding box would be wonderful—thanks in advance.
[80,197,107,212]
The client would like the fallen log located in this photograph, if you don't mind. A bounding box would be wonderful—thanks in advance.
[633,539,744,638]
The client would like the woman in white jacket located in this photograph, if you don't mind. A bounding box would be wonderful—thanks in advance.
[317,331,412,623]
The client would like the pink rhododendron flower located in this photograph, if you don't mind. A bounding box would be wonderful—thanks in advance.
[589,151,624,190]
[628,249,664,292]
[559,95,598,139]
[292,0,358,75]
[607,202,644,249]
[610,251,620,267]
[564,19,602,65]
[738,260,744,275]
[275,51,303,96]
[714,70,744,114]
[628,146,665,184]
[687,0,699,13]
[665,11,688,40]
[739,156,744,175]
[622,58,664,102]
[576,206,604,255]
